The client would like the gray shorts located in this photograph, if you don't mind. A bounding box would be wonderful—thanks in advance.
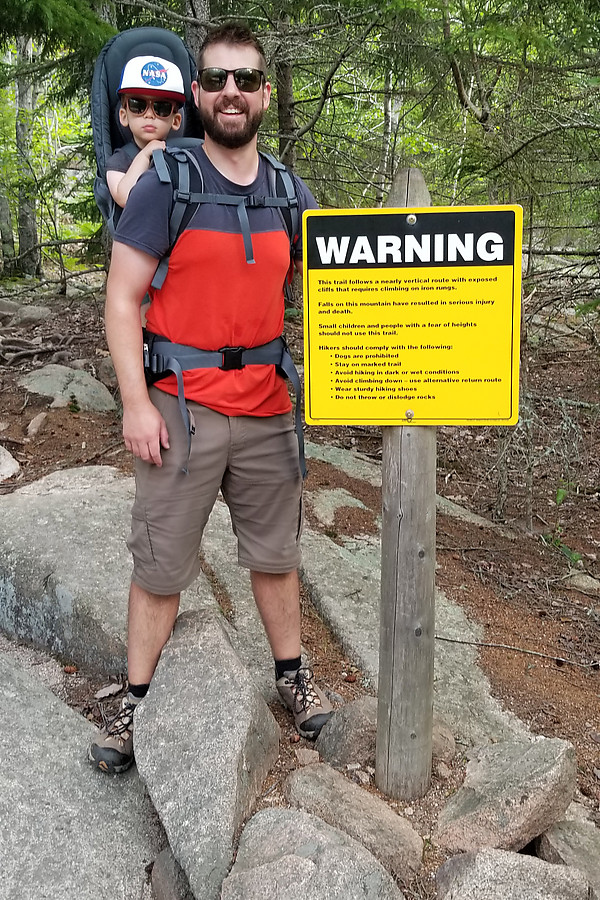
[127,387,303,594]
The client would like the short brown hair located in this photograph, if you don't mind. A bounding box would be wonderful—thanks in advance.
[197,22,267,73]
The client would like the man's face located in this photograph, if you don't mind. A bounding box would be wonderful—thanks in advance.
[192,43,271,149]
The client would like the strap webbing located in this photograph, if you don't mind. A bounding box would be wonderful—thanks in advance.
[151,148,207,289]
[149,146,300,287]
[144,333,306,478]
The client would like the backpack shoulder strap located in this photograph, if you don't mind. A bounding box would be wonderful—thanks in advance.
[150,147,301,288]
[260,151,300,249]
[151,146,206,289]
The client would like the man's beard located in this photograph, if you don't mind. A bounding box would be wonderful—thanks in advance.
[200,101,264,149]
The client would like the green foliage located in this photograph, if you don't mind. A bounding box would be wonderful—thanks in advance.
[541,480,582,565]
[0,0,114,56]
[0,0,599,282]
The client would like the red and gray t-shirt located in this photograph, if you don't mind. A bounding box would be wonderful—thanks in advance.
[114,147,317,417]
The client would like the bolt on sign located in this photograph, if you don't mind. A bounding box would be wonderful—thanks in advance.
[302,206,523,425]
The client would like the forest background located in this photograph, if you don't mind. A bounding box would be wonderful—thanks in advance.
[0,0,599,530]
[2,0,600,284]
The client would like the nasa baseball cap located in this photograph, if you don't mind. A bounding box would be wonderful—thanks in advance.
[118,55,186,104]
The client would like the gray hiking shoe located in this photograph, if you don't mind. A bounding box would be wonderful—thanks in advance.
[276,667,333,740]
[88,693,139,774]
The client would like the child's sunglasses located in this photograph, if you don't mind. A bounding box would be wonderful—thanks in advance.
[198,67,265,93]
[125,96,178,117]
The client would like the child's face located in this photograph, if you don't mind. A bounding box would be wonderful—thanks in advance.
[119,95,182,147]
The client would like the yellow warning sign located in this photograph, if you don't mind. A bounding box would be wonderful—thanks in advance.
[303,205,522,425]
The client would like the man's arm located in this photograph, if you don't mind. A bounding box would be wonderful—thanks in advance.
[105,241,169,465]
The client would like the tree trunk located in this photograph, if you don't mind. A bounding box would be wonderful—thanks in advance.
[0,187,16,274]
[15,37,40,277]
[185,0,210,63]
[375,70,392,206]
[276,57,297,169]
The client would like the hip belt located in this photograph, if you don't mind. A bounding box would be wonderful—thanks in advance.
[143,330,305,477]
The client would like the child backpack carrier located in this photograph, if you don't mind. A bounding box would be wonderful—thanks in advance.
[91,28,305,476]
[91,26,203,235]
[91,26,299,266]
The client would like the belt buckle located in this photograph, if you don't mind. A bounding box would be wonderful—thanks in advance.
[220,346,245,370]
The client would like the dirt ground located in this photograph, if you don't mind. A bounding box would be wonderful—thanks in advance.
[0,274,599,891]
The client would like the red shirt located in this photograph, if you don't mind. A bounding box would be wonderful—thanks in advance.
[114,147,317,416]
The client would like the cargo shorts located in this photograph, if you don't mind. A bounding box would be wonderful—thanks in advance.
[127,387,303,595]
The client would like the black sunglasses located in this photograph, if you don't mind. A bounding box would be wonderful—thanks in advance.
[125,96,178,118]
[198,67,265,93]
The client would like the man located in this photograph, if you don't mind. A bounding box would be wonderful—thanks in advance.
[89,22,333,774]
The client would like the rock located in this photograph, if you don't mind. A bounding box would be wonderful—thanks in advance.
[201,499,280,703]
[563,799,596,823]
[305,441,382,486]
[0,467,135,671]
[284,762,422,881]
[26,410,48,438]
[436,848,596,900]
[0,466,215,672]
[435,738,576,852]
[295,748,320,766]
[535,819,600,896]
[305,487,369,528]
[302,518,529,744]
[0,297,19,321]
[19,364,116,412]
[435,761,452,780]
[315,695,378,767]
[432,715,456,762]
[316,694,455,769]
[12,303,52,325]
[0,653,164,899]
[565,572,600,596]
[0,444,20,481]
[151,847,194,900]
[49,349,73,365]
[220,808,405,900]
[134,610,280,900]
[352,768,371,785]
[300,529,381,687]
[97,355,118,389]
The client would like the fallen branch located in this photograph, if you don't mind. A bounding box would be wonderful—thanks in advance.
[435,634,599,669]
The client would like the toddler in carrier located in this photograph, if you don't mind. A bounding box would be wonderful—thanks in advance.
[106,55,185,208]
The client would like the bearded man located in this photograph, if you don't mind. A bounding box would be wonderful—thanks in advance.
[89,21,333,774]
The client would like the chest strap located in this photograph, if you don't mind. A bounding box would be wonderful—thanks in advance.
[143,331,305,478]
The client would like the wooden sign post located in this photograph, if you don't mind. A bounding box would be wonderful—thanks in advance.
[375,169,436,800]
[301,175,522,799]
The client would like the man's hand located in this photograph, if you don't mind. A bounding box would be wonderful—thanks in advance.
[122,399,170,466]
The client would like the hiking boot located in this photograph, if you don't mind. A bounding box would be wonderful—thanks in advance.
[276,666,333,740]
[88,693,139,774]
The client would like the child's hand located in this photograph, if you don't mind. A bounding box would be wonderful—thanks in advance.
[143,140,167,159]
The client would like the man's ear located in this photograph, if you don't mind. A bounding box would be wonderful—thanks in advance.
[118,105,129,127]
[171,112,182,131]
[262,80,272,111]
[192,80,200,108]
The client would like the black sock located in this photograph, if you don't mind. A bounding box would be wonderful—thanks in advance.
[128,682,150,700]
[275,657,302,680]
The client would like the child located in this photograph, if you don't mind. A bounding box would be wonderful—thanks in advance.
[106,55,186,208]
